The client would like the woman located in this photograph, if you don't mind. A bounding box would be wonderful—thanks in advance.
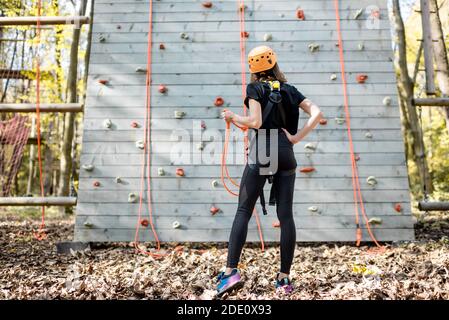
[217,46,323,296]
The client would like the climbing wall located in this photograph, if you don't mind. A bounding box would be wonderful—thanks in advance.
[75,0,415,242]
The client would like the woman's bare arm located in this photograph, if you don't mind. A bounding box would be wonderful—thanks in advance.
[282,99,323,144]
[222,99,262,129]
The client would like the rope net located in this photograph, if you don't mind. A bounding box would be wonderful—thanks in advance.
[0,114,31,196]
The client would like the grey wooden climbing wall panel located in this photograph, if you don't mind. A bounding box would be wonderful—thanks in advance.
[74,0,415,242]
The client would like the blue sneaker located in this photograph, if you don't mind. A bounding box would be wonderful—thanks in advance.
[216,269,242,297]
[275,274,294,294]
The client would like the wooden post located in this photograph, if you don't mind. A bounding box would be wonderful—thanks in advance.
[0,197,77,206]
[413,98,449,106]
[0,103,83,112]
[420,0,436,95]
[0,16,89,26]
[418,201,449,211]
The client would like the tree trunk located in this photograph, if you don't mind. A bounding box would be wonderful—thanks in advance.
[429,0,449,134]
[58,1,88,210]
[392,0,433,196]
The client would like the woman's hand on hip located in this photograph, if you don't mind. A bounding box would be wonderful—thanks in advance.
[282,128,300,144]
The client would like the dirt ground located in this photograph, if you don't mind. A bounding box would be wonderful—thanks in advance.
[1,212,448,300]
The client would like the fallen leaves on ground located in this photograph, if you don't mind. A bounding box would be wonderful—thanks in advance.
[1,213,449,300]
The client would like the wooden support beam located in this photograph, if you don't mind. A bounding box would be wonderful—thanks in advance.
[0,103,84,112]
[0,197,77,206]
[0,16,90,26]
[413,98,449,106]
[420,0,436,95]
[418,201,449,211]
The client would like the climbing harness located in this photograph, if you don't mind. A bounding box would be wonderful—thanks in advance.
[333,0,381,248]
[134,0,166,259]
[33,0,47,241]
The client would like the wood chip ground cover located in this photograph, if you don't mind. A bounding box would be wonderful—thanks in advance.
[0,213,448,300]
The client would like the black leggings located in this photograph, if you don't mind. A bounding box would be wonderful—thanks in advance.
[226,145,297,274]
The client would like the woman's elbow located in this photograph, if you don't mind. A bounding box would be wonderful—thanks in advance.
[252,119,263,129]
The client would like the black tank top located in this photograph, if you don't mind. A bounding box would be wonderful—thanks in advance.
[244,81,306,135]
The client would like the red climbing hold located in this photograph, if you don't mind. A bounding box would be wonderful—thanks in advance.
[98,79,108,85]
[202,1,213,8]
[159,43,165,50]
[296,9,305,20]
[272,221,281,228]
[140,219,149,227]
[300,167,315,173]
[93,181,100,187]
[210,206,220,215]
[131,121,139,128]
[319,118,328,125]
[201,121,207,130]
[158,84,167,93]
[176,168,185,177]
[394,203,403,213]
[357,74,368,84]
[241,31,250,38]
[214,97,224,107]
[354,154,361,162]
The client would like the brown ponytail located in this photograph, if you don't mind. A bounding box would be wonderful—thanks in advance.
[250,63,288,83]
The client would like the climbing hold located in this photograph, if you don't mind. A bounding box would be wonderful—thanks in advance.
[174,110,186,119]
[296,9,305,20]
[211,180,219,188]
[383,96,392,106]
[83,222,93,228]
[272,221,281,228]
[202,1,212,8]
[330,74,337,81]
[319,118,328,125]
[103,119,112,129]
[358,43,365,51]
[135,67,146,73]
[304,143,316,151]
[357,74,368,84]
[241,31,250,38]
[158,84,167,93]
[180,32,190,40]
[172,221,181,229]
[365,131,373,139]
[135,140,145,149]
[300,167,316,173]
[158,168,165,176]
[214,97,224,107]
[239,4,247,11]
[159,43,165,50]
[98,79,108,85]
[354,154,361,162]
[354,8,364,20]
[210,206,220,215]
[197,142,205,151]
[176,168,185,177]
[335,117,345,125]
[279,13,285,18]
[99,34,106,42]
[308,206,320,214]
[128,193,138,203]
[115,177,122,184]
[368,217,383,225]
[366,176,378,186]
[93,181,100,187]
[394,203,403,213]
[201,120,207,130]
[263,33,272,42]
[140,219,149,227]
[131,121,139,128]
[308,43,320,52]
[82,164,94,172]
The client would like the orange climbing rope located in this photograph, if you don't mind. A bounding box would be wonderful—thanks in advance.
[134,0,166,259]
[219,0,265,251]
[33,0,46,241]
[333,0,381,248]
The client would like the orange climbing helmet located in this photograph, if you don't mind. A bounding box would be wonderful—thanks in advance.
[248,45,277,74]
